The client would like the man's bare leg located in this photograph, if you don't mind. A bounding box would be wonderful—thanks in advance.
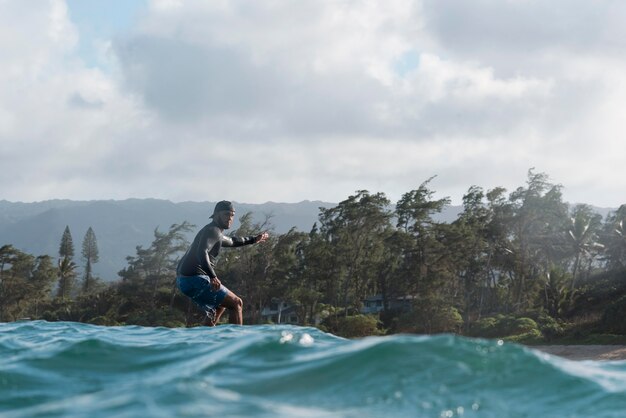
[204,306,226,326]
[212,307,226,325]
[219,291,243,325]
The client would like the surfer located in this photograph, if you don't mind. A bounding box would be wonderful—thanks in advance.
[176,200,269,325]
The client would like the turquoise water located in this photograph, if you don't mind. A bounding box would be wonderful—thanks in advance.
[1,321,625,417]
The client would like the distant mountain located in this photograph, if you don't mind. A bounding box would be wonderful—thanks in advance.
[0,199,333,281]
[1,199,614,282]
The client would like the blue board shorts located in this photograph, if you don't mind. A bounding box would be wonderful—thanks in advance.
[176,275,230,313]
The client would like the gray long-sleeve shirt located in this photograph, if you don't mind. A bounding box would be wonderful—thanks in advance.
[177,221,257,278]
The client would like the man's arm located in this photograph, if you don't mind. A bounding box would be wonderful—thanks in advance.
[221,232,269,247]
[196,227,221,278]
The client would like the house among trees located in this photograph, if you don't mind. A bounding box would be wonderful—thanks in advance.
[260,299,299,324]
[361,295,415,315]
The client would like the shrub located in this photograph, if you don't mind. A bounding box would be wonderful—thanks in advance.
[513,317,539,334]
[534,312,565,340]
[506,329,543,344]
[470,317,499,338]
[433,307,464,333]
[40,300,77,322]
[398,296,463,334]
[335,314,384,338]
[601,295,626,334]
[470,315,539,338]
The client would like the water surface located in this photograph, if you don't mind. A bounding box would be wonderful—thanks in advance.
[1,321,625,417]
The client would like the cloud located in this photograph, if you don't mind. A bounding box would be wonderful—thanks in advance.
[421,0,626,62]
[0,1,148,201]
[114,0,556,140]
[68,92,105,109]
[0,0,625,208]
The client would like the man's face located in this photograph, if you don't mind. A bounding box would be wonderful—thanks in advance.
[218,210,235,229]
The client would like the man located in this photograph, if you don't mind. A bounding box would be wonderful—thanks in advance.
[176,200,268,325]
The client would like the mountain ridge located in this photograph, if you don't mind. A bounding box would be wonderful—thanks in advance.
[0,199,337,281]
[1,199,616,282]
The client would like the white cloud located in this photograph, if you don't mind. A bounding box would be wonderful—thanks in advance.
[48,0,78,48]
[0,1,149,201]
[0,0,625,208]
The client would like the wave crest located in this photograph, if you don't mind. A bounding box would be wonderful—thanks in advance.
[1,321,625,417]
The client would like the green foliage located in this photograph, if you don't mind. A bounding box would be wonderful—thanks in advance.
[81,227,100,293]
[398,296,463,334]
[318,190,393,312]
[41,299,76,322]
[118,221,193,312]
[1,246,58,321]
[542,268,573,319]
[533,311,565,340]
[395,176,451,234]
[334,315,384,338]
[82,227,99,264]
[602,205,626,269]
[505,329,543,344]
[470,315,539,338]
[514,317,540,334]
[59,226,75,259]
[505,170,570,312]
[567,268,626,322]
[57,256,78,301]
[601,295,626,334]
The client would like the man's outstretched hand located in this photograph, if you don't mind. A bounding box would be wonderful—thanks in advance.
[256,232,269,244]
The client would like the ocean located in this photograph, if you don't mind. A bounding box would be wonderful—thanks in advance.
[1,321,625,417]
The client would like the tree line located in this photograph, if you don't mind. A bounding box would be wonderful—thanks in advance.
[1,170,625,341]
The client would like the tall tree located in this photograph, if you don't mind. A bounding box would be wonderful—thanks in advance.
[394,178,451,298]
[472,186,517,317]
[453,186,491,328]
[318,190,393,314]
[30,255,57,317]
[289,224,333,324]
[118,222,193,314]
[506,169,568,312]
[0,245,23,321]
[81,227,100,293]
[0,247,56,321]
[602,205,626,270]
[57,256,77,301]
[57,226,77,301]
[375,229,413,314]
[264,227,308,323]
[566,204,603,289]
[59,226,75,260]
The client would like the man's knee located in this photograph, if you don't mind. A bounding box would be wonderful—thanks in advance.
[233,296,243,311]
[223,293,243,310]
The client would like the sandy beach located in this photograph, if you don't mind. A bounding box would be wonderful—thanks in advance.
[532,345,626,361]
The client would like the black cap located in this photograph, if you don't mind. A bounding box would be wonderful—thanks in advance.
[211,200,234,217]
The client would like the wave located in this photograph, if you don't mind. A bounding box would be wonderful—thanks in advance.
[1,321,625,417]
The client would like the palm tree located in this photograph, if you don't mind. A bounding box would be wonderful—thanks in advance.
[566,205,603,290]
[602,205,626,269]
[57,257,78,301]
[615,219,626,263]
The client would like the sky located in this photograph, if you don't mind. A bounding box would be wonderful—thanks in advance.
[1,0,625,208]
